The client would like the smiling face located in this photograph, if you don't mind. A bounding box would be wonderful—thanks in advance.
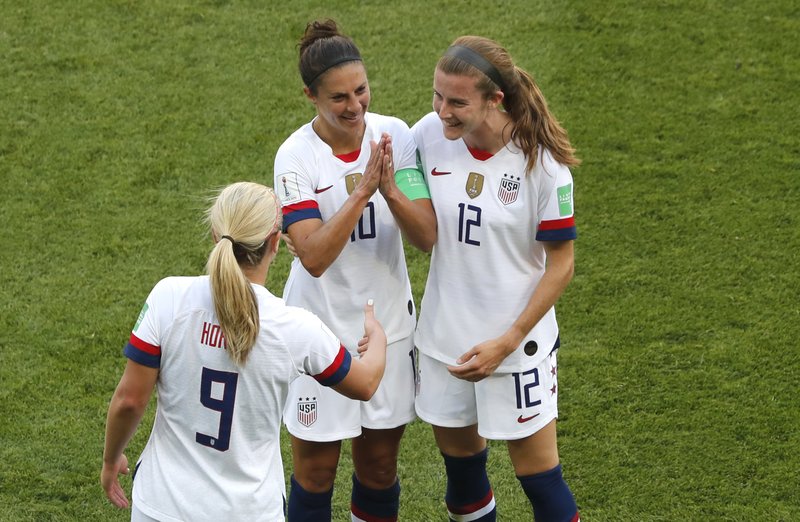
[432,68,496,143]
[306,61,370,146]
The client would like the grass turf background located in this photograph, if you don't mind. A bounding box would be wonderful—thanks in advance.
[1,1,798,520]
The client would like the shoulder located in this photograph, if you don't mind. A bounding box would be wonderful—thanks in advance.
[411,111,439,129]
[366,113,414,144]
[411,112,443,140]
[137,276,206,332]
[254,286,317,329]
[367,112,410,131]
[535,147,572,182]
[149,276,200,300]
[265,300,338,347]
[276,121,318,157]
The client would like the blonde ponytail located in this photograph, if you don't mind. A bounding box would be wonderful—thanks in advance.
[206,182,282,366]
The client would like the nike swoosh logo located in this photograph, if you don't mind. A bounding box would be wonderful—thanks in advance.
[430,168,452,176]
[314,185,334,194]
[517,413,540,423]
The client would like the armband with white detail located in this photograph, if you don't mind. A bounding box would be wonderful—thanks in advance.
[394,167,431,200]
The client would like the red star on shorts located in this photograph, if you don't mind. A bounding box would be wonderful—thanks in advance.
[551,366,557,376]
[550,384,557,395]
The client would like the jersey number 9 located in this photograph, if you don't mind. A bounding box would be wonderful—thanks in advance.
[196,367,239,452]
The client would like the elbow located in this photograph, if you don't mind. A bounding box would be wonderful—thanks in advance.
[299,258,327,278]
[340,383,376,402]
[411,228,438,254]
[112,391,149,417]
[417,234,436,254]
[560,261,575,288]
[306,266,326,278]
[354,379,380,401]
[348,367,383,401]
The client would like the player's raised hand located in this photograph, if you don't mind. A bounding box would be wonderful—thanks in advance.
[357,299,386,355]
[447,337,515,382]
[358,135,387,196]
[101,453,130,509]
[378,135,397,196]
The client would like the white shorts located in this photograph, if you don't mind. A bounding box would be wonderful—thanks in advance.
[131,504,159,522]
[414,349,560,440]
[284,336,416,441]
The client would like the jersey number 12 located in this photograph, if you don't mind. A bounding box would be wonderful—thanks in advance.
[458,203,481,246]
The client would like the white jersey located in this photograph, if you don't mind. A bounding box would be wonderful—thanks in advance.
[412,112,577,372]
[274,112,417,351]
[124,276,349,522]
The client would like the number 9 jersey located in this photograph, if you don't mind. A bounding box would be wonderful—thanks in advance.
[123,276,348,522]
[412,112,577,373]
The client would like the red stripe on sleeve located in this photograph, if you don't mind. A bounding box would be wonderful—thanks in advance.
[283,200,318,215]
[129,333,160,355]
[538,216,575,230]
[315,345,347,381]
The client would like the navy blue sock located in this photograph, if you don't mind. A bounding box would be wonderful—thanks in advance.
[517,464,579,522]
[442,449,496,521]
[350,473,400,521]
[287,474,333,522]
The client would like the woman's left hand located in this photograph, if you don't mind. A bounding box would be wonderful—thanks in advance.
[377,135,397,197]
[101,453,131,509]
[447,337,515,382]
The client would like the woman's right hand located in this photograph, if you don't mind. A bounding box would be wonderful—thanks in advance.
[357,299,386,355]
[358,134,388,196]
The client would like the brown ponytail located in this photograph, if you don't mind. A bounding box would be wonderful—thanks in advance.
[298,19,362,92]
[439,36,579,173]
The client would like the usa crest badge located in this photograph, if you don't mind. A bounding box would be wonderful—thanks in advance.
[498,173,520,205]
[345,173,363,195]
[466,172,484,199]
[297,397,317,427]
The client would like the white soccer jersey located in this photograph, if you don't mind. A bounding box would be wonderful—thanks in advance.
[274,112,417,351]
[124,276,348,522]
[412,112,577,373]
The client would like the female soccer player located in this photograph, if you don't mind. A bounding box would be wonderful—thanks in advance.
[412,36,581,522]
[101,182,387,521]
[274,19,435,522]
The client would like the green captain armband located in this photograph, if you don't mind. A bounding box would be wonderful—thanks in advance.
[394,167,431,200]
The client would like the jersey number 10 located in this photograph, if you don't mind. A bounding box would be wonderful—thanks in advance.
[350,202,376,242]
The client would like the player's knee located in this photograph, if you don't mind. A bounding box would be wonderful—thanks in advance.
[354,457,398,489]
[294,463,337,492]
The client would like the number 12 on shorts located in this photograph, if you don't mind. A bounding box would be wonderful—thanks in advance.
[512,368,541,410]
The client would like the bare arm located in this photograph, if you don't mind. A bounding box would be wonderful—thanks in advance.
[448,240,575,381]
[101,359,158,508]
[378,138,437,253]
[288,138,385,277]
[331,300,387,400]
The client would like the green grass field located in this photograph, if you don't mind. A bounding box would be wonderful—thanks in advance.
[1,1,798,520]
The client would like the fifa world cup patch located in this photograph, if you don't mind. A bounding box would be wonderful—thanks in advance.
[133,303,149,332]
[558,184,573,217]
[497,173,520,205]
[297,397,318,427]
[278,172,302,204]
